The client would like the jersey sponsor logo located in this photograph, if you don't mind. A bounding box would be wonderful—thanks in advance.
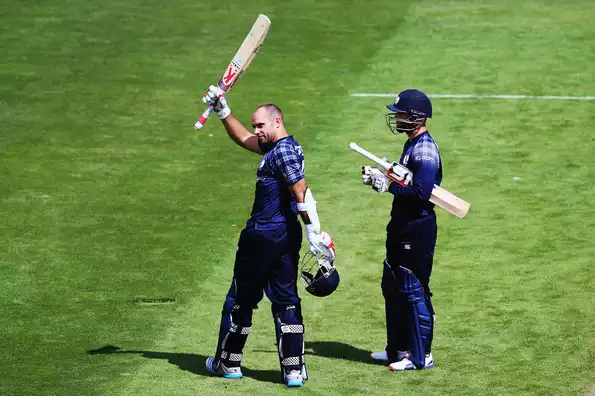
[417,155,435,162]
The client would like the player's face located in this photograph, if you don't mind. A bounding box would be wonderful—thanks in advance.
[386,111,421,134]
[252,108,277,143]
[394,111,411,123]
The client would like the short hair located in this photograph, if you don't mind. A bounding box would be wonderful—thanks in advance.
[257,103,284,122]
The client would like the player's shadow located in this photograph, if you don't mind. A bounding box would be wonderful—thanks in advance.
[305,341,383,365]
[86,345,280,384]
[255,341,383,365]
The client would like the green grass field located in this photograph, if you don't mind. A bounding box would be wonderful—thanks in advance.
[2,0,595,395]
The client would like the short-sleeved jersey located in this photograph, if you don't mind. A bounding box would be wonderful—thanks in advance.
[388,131,442,226]
[247,136,305,228]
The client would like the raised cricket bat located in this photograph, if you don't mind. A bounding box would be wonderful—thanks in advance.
[194,14,271,130]
[349,142,471,218]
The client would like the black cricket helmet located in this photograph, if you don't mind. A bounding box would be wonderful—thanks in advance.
[300,251,340,297]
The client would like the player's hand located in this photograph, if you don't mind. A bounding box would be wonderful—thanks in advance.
[371,172,391,194]
[362,166,385,185]
[362,166,373,185]
[305,228,336,262]
[202,85,231,119]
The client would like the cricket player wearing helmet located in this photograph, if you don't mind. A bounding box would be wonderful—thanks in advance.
[202,86,336,387]
[363,89,441,371]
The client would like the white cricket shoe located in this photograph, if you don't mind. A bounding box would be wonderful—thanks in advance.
[425,353,434,368]
[284,369,305,387]
[388,353,434,371]
[370,351,389,361]
[370,350,409,363]
[205,356,243,379]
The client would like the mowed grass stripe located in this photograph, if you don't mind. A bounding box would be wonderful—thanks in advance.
[0,1,258,395]
[339,1,595,395]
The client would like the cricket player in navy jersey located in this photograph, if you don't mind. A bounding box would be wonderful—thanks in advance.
[201,85,336,387]
[363,89,440,371]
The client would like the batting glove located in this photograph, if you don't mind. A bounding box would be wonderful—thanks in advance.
[305,229,336,262]
[371,172,391,194]
[362,166,373,185]
[362,166,385,186]
[202,85,231,119]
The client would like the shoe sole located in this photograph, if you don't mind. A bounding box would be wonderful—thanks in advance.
[223,372,244,379]
[388,365,415,371]
[388,364,435,371]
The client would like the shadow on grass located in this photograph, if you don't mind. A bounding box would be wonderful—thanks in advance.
[254,341,384,366]
[86,345,280,384]
[306,341,384,365]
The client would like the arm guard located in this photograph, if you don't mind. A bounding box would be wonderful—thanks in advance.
[296,188,320,232]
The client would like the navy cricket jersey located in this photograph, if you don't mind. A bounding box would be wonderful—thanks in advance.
[388,131,442,225]
[247,136,305,227]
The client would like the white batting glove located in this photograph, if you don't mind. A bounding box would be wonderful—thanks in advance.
[362,166,385,186]
[305,229,336,262]
[371,172,391,193]
[202,85,231,119]
[362,166,373,185]
[305,224,321,253]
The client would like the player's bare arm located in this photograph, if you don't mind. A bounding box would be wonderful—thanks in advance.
[223,114,263,154]
[202,85,263,155]
[289,179,311,224]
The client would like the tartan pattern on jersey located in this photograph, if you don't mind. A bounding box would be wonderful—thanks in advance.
[410,134,440,166]
[272,139,305,184]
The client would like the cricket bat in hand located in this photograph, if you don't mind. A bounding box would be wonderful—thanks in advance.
[194,14,271,130]
[349,142,471,218]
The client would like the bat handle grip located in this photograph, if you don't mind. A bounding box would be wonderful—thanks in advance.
[194,106,214,130]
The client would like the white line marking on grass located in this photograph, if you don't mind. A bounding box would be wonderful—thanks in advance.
[351,93,595,101]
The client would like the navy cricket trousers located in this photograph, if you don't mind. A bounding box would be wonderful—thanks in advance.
[232,221,303,308]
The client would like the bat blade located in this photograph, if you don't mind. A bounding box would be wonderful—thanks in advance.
[217,14,271,92]
[429,185,471,219]
[195,14,271,130]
